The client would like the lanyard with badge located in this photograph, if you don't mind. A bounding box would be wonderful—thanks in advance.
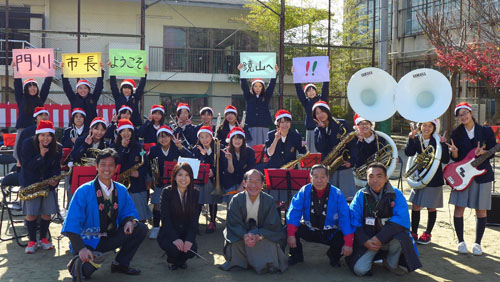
[364,193,380,227]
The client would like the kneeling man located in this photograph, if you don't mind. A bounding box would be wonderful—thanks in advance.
[221,169,287,274]
[347,162,421,276]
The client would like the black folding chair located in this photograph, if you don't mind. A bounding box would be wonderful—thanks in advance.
[0,153,16,176]
[0,172,27,247]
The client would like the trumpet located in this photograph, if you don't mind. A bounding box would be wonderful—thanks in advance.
[211,113,224,196]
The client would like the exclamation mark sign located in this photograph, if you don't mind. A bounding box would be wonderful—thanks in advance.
[305,61,310,76]
[312,61,318,76]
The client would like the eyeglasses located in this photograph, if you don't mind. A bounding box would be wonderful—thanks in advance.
[457,111,470,118]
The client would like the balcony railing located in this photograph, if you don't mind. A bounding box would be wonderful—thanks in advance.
[149,46,257,74]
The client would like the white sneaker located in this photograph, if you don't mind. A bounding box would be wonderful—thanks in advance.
[149,227,160,239]
[472,243,483,256]
[458,241,468,254]
[39,238,54,250]
[25,241,38,254]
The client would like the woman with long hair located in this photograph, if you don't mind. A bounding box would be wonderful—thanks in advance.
[157,162,200,270]
[71,117,109,164]
[216,105,252,147]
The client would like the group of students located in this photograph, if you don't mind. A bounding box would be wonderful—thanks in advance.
[9,59,495,278]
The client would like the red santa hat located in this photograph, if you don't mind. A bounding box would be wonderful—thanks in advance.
[156,125,174,137]
[275,109,292,125]
[455,102,472,116]
[23,78,38,88]
[71,108,86,117]
[312,101,330,113]
[418,119,441,133]
[151,104,165,114]
[199,106,214,115]
[118,105,133,114]
[226,127,245,143]
[224,105,238,115]
[76,79,91,89]
[177,103,190,112]
[354,113,368,126]
[35,120,55,135]
[90,117,107,128]
[304,83,317,92]
[251,78,265,87]
[33,107,49,118]
[120,79,136,89]
[117,119,134,133]
[197,126,213,138]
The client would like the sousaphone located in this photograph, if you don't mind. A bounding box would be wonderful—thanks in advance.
[347,68,399,186]
[395,68,452,189]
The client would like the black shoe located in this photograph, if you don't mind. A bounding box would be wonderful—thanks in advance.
[288,255,304,265]
[179,262,188,269]
[111,263,141,275]
[168,263,178,271]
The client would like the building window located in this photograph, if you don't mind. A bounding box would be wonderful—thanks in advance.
[0,6,30,65]
[150,27,257,74]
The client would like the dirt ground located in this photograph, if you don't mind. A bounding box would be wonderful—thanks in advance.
[1,179,500,282]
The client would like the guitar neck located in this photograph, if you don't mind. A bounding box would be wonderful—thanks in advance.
[471,143,500,167]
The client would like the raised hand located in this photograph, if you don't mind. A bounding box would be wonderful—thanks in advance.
[148,113,153,122]
[475,141,486,156]
[409,123,417,139]
[85,131,94,145]
[197,145,207,156]
[237,63,243,71]
[445,139,458,154]
[39,143,49,157]
[314,118,325,128]
[173,133,182,149]
[222,148,232,161]
[438,131,447,143]
[275,64,279,73]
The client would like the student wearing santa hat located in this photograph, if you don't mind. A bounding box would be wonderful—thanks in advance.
[265,110,307,203]
[292,63,330,153]
[71,117,109,164]
[447,102,495,256]
[173,103,197,150]
[60,61,105,127]
[137,104,166,143]
[11,61,55,163]
[195,107,216,133]
[20,120,62,254]
[351,114,385,179]
[216,105,252,147]
[16,107,51,165]
[112,119,152,221]
[237,63,279,146]
[109,65,149,127]
[191,126,226,233]
[312,101,356,200]
[61,108,89,148]
[147,125,194,239]
[105,105,135,144]
[404,118,449,245]
[221,127,256,203]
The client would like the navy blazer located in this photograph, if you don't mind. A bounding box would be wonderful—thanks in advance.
[62,71,104,127]
[70,135,108,163]
[265,129,307,168]
[352,135,388,169]
[215,123,253,147]
[222,146,256,189]
[194,123,215,134]
[137,120,161,143]
[16,124,36,162]
[19,137,62,188]
[241,78,276,127]
[295,82,329,130]
[405,136,450,187]
[314,119,355,170]
[61,125,89,148]
[14,77,52,129]
[173,124,198,150]
[110,75,147,127]
[191,143,226,185]
[112,142,148,194]
[450,123,496,183]
[148,143,194,187]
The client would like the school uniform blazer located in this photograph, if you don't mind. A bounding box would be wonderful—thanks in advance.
[352,136,388,169]
[19,137,62,188]
[264,129,307,168]
[16,124,36,162]
[404,136,450,187]
[62,70,104,127]
[450,123,496,183]
[173,124,197,150]
[112,142,148,193]
[61,125,90,148]
[314,119,355,170]
[241,78,276,127]
[137,120,161,143]
[295,81,329,130]
[148,143,194,187]
[70,135,108,164]
[14,77,52,129]
[110,75,147,127]
[216,123,253,147]
[191,144,226,185]
[222,146,256,189]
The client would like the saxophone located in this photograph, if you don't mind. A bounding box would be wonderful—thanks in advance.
[19,168,73,201]
[281,151,311,169]
[322,131,357,173]
[118,151,146,189]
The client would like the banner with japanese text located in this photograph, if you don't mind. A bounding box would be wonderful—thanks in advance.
[109,49,147,77]
[62,52,102,78]
[239,52,276,79]
[12,48,55,78]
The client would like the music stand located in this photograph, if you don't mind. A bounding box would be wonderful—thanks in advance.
[61,148,72,171]
[264,168,311,206]
[194,163,211,185]
[252,144,269,164]
[160,161,177,186]
[71,165,121,194]
[300,153,322,168]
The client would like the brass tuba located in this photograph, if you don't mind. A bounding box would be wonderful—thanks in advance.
[19,168,73,201]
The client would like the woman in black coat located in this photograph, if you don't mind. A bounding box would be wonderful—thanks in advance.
[157,162,200,270]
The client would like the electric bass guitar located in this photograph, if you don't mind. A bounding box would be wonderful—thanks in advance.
[443,143,500,191]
